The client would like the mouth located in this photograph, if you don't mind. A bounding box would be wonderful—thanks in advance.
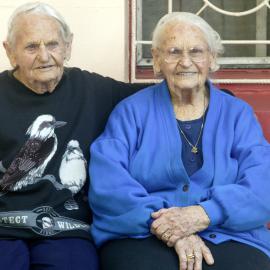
[175,72,196,76]
[35,65,55,70]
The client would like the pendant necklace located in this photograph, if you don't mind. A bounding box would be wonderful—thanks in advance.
[176,96,206,154]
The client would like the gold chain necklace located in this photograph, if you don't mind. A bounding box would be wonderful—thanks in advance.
[176,97,206,154]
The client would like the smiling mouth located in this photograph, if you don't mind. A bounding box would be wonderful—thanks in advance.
[176,72,196,76]
[36,65,55,70]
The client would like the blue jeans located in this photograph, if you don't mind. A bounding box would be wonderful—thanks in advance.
[0,238,98,270]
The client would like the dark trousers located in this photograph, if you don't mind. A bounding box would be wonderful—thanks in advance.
[100,236,270,270]
[0,238,98,270]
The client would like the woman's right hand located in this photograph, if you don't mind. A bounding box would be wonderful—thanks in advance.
[151,206,210,247]
[174,234,214,270]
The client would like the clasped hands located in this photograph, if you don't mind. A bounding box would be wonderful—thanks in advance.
[150,205,214,270]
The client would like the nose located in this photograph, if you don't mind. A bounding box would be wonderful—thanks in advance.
[178,52,192,67]
[37,42,50,62]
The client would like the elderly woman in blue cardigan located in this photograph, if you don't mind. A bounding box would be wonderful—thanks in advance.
[89,12,270,270]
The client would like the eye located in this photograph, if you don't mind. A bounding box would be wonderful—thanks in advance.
[189,47,204,56]
[25,43,39,52]
[46,41,59,51]
[168,47,181,55]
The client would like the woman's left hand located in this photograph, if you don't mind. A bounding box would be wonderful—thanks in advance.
[150,206,210,247]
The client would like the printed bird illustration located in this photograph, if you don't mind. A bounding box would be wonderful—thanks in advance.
[59,140,87,210]
[59,140,87,195]
[0,115,66,191]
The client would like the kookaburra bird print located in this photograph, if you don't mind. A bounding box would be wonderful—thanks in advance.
[0,115,66,191]
[59,140,87,195]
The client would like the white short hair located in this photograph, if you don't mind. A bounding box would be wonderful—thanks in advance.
[152,12,224,71]
[7,2,72,46]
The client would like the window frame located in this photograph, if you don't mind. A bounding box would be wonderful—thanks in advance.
[129,0,270,84]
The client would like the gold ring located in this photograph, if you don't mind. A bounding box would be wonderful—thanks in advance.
[162,231,172,241]
[187,254,195,260]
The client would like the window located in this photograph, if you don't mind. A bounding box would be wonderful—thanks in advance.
[130,0,270,83]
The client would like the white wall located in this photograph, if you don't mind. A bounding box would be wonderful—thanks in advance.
[0,0,128,81]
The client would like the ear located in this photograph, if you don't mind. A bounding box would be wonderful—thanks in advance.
[64,34,73,61]
[3,41,17,68]
[209,53,217,72]
[151,48,163,78]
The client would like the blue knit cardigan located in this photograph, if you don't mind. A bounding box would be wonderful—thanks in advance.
[89,80,270,257]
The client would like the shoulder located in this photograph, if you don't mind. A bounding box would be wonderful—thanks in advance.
[0,70,12,83]
[0,70,9,78]
[210,82,253,114]
[64,67,113,84]
[64,68,150,99]
[0,70,17,94]
[63,67,123,100]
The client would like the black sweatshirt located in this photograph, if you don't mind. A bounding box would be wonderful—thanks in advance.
[0,67,145,240]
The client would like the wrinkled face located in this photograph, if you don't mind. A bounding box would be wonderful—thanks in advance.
[152,22,214,94]
[4,14,72,94]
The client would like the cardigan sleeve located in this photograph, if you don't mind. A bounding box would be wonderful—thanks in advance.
[89,101,168,246]
[200,104,270,231]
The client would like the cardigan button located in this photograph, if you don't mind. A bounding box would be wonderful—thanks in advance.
[209,234,216,239]
[182,184,189,192]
